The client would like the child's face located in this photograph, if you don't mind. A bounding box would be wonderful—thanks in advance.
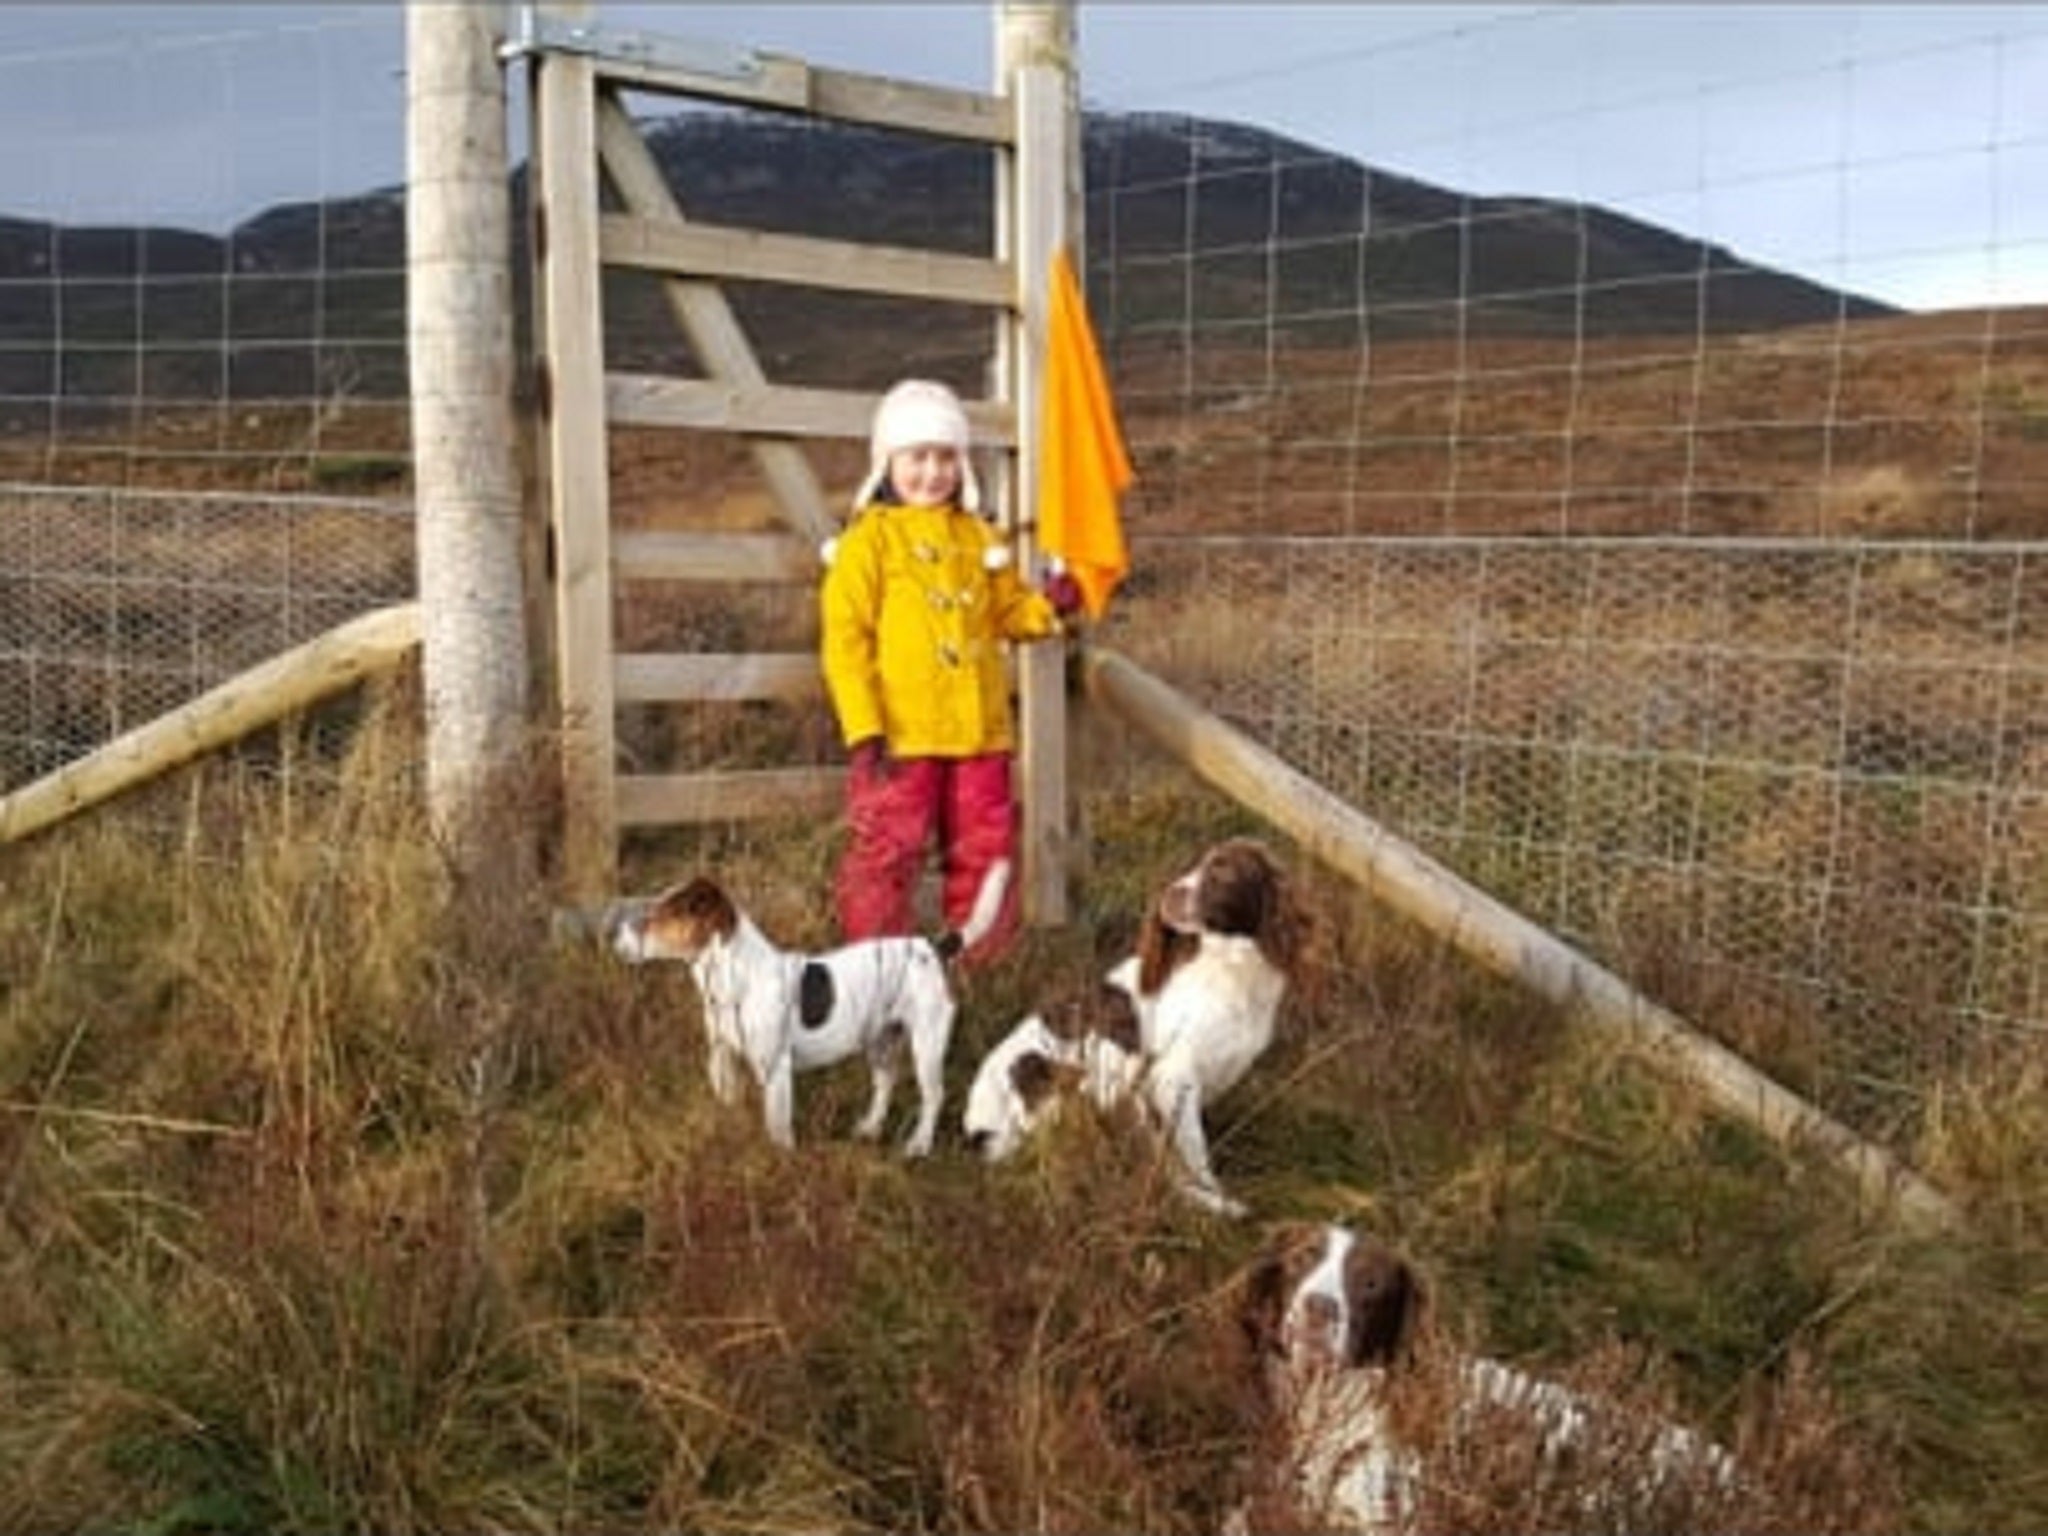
[887,443,963,507]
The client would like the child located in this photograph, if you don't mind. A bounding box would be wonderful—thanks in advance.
[820,378,1080,963]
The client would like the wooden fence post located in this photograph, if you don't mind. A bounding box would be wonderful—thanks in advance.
[406,2,531,883]
[999,0,1078,926]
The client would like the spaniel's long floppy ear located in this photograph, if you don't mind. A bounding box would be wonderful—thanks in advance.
[1344,1237,1426,1369]
[1240,1256,1292,1369]
[1135,904,1201,995]
[1239,1222,1322,1368]
[1091,981,1143,1055]
[1259,862,1333,1013]
[1253,857,1314,984]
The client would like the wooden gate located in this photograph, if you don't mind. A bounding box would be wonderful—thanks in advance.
[518,5,1077,911]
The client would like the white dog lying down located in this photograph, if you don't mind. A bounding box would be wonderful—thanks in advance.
[961,838,1313,1215]
[612,861,1008,1157]
[1236,1221,1740,1534]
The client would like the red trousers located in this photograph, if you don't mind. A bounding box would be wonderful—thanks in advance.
[838,751,1018,963]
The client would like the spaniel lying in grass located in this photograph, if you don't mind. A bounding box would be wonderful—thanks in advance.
[1234,1222,1742,1534]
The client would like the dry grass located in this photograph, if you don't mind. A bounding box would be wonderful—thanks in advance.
[0,687,2043,1533]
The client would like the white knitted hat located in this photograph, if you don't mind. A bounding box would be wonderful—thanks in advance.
[850,377,982,514]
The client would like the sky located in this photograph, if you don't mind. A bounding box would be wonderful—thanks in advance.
[0,2,2043,311]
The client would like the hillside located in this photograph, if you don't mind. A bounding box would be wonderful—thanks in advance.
[10,104,2037,547]
[0,106,1890,412]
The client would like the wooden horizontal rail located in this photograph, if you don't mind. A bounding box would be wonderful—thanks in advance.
[805,59,1012,143]
[608,375,872,439]
[607,374,1016,447]
[614,651,822,704]
[591,49,1012,145]
[601,214,1014,309]
[616,766,840,824]
[613,529,822,583]
[1079,643,1958,1233]
[0,603,422,846]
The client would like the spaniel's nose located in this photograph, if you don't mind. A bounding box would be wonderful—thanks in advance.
[964,1128,992,1156]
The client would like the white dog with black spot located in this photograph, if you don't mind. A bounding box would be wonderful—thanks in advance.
[612,862,1008,1156]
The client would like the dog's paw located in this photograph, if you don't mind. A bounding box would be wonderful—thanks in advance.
[1186,1182,1249,1219]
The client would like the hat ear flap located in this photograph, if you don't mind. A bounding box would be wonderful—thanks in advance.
[851,462,887,515]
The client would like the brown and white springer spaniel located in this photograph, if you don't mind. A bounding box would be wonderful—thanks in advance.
[960,838,1315,1215]
[1237,1222,1740,1534]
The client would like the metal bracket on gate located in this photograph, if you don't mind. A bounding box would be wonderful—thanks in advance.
[500,4,765,83]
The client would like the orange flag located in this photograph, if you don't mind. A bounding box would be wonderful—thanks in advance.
[1037,247,1133,620]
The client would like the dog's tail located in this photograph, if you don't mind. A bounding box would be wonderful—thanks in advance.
[931,858,1012,963]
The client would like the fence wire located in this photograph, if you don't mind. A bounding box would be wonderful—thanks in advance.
[0,483,413,787]
[1099,534,2046,1140]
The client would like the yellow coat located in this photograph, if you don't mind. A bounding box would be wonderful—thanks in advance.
[820,501,1061,758]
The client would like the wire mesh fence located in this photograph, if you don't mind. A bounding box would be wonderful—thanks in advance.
[0,5,2043,1155]
[0,9,417,795]
[0,483,414,787]
[1070,9,2048,1150]
[1095,534,2047,1141]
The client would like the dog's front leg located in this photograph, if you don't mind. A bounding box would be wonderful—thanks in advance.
[707,1035,746,1105]
[1149,1073,1247,1218]
[760,1052,798,1149]
[699,985,747,1105]
[1183,1177,1250,1219]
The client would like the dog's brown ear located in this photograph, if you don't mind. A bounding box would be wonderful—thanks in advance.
[1240,1221,1318,1366]
[1009,1050,1073,1111]
[1241,1252,1291,1366]
[1135,907,1172,994]
[1040,985,1091,1041]
[1136,908,1200,995]
[1265,868,1329,1004]
[1092,981,1142,1053]
[1345,1238,1426,1368]
[1249,857,1305,978]
[660,875,736,932]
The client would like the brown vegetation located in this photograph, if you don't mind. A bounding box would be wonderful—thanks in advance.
[2,694,2042,1532]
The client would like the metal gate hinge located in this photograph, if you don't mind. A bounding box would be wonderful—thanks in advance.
[500,5,765,83]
